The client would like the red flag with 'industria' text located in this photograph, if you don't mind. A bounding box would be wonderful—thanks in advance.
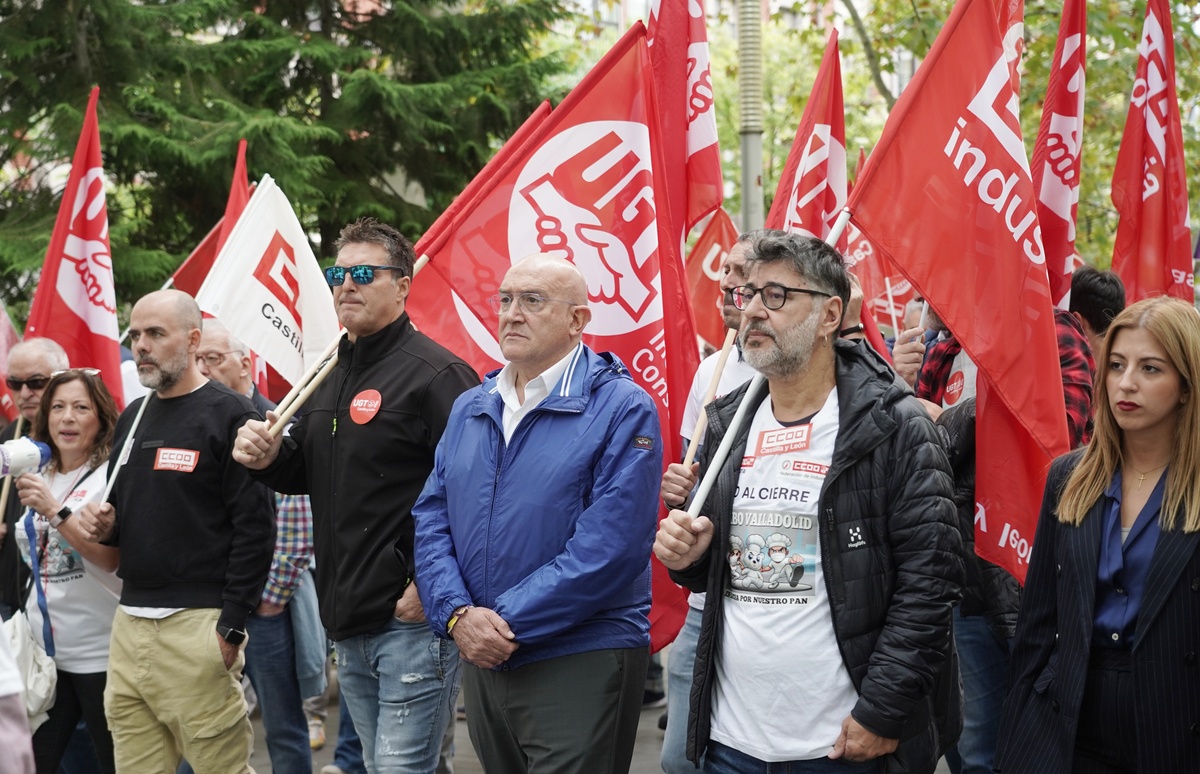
[26,87,124,409]
[847,0,1068,583]
[406,23,700,650]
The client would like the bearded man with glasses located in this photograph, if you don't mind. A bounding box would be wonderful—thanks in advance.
[235,217,478,774]
[2,338,69,621]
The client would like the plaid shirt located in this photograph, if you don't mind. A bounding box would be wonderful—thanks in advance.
[916,311,1094,448]
[1056,309,1095,448]
[262,493,314,607]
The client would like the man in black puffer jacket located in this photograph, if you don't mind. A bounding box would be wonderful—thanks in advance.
[655,233,962,773]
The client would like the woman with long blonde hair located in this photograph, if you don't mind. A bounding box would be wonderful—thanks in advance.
[996,296,1200,774]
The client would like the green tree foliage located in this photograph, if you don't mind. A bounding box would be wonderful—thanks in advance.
[0,0,568,322]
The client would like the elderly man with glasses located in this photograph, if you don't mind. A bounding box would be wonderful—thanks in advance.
[411,253,662,774]
[234,217,478,774]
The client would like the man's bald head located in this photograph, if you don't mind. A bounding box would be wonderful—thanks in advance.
[129,290,205,397]
[496,254,592,386]
[134,289,203,332]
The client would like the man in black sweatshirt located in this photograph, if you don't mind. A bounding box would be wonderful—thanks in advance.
[79,290,274,774]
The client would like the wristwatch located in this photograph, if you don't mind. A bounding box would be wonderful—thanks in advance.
[839,323,865,337]
[49,506,73,529]
[216,624,247,646]
[447,605,472,636]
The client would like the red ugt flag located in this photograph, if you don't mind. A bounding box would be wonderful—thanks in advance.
[0,310,22,422]
[685,209,739,350]
[1111,0,1193,302]
[26,87,124,409]
[172,139,252,297]
[847,0,1068,583]
[765,31,846,248]
[647,0,723,233]
[407,24,700,650]
[1031,0,1086,308]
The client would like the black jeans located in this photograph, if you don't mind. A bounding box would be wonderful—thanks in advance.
[32,670,114,774]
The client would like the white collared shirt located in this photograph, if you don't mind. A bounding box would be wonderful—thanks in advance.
[496,344,580,442]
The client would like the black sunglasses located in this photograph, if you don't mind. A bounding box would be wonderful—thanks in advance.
[6,375,50,391]
[324,264,403,286]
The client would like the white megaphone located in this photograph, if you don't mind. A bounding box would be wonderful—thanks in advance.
[0,437,52,477]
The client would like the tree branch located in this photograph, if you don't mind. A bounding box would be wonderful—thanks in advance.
[841,0,895,110]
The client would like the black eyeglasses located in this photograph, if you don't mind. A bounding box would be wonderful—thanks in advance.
[6,375,50,391]
[488,293,580,315]
[324,264,403,286]
[730,284,832,311]
[195,351,243,367]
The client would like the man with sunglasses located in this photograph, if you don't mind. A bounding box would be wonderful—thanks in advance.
[2,339,69,621]
[234,218,478,774]
[654,233,961,774]
[411,253,662,774]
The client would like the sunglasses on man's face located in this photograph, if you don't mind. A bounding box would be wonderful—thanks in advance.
[324,264,403,287]
[6,375,50,391]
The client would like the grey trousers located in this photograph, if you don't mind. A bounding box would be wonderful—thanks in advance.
[463,646,648,774]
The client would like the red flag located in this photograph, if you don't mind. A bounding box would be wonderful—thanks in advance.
[993,0,1025,89]
[171,140,252,296]
[647,0,723,232]
[415,102,553,259]
[1111,0,1193,302]
[847,0,1068,582]
[0,310,22,422]
[406,24,701,650]
[1031,0,1086,308]
[685,209,739,349]
[765,31,846,248]
[26,87,124,409]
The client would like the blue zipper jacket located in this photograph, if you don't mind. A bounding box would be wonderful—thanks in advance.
[413,345,662,670]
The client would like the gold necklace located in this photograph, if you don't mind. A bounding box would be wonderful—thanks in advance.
[1127,462,1168,492]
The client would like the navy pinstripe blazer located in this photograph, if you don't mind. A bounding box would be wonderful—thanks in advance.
[995,451,1200,773]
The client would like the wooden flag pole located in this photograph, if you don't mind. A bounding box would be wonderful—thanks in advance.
[102,396,151,503]
[681,328,738,467]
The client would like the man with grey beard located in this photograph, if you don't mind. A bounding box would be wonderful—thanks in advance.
[78,290,274,773]
[654,233,962,774]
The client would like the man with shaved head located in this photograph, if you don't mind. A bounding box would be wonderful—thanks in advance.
[412,253,663,773]
[78,289,275,773]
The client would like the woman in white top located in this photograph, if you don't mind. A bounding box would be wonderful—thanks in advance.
[14,368,120,774]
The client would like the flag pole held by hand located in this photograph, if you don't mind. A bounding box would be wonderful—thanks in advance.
[682,328,739,467]
[687,374,766,519]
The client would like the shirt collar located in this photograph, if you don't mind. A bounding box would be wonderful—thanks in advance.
[497,342,581,407]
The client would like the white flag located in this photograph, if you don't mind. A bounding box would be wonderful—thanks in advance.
[195,175,340,386]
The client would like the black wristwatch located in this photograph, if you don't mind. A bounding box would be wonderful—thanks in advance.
[839,323,865,337]
[49,506,73,529]
[216,624,247,646]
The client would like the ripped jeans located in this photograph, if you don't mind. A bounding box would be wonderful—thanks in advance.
[334,618,461,774]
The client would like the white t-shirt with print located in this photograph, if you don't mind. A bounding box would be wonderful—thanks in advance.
[709,387,858,762]
[16,464,121,674]
[681,349,758,611]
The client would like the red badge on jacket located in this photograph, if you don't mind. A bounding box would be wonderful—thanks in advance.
[350,389,382,424]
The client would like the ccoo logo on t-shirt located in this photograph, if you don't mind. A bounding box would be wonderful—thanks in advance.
[350,389,382,424]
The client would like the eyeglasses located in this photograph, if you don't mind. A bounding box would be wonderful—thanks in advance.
[324,264,403,286]
[195,351,243,367]
[488,293,580,315]
[50,368,101,378]
[730,284,832,311]
[6,375,50,391]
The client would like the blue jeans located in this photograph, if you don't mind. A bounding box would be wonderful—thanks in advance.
[945,606,1011,774]
[244,606,312,773]
[663,606,702,774]
[334,618,460,774]
[334,693,368,774]
[704,741,881,773]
